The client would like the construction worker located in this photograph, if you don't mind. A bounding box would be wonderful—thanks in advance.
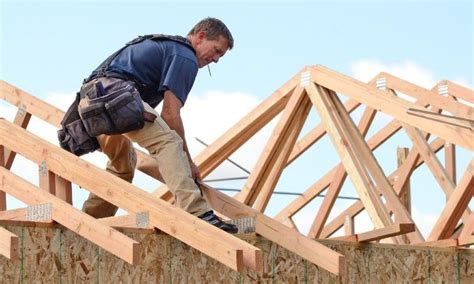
[58,17,238,233]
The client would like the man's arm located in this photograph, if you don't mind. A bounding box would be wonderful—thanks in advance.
[160,90,200,180]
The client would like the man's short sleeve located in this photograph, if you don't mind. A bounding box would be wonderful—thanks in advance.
[160,55,198,106]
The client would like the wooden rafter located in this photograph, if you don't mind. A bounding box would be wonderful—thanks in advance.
[305,81,393,229]
[331,223,415,243]
[307,106,376,239]
[0,226,18,260]
[236,87,311,209]
[378,72,473,119]
[310,66,473,150]
[427,161,474,241]
[0,63,472,277]
[402,123,471,223]
[0,168,142,264]
[0,120,261,272]
[320,138,445,239]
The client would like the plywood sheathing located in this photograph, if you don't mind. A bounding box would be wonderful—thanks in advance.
[0,225,472,283]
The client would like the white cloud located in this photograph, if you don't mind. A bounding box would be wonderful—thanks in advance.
[349,59,436,88]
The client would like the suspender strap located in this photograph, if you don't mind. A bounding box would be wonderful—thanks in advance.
[83,34,195,85]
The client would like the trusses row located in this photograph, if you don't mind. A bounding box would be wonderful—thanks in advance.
[0,65,472,277]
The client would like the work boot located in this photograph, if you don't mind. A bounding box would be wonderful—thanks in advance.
[198,210,238,233]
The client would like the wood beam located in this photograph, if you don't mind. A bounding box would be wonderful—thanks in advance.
[38,168,56,195]
[459,236,474,246]
[3,107,32,170]
[331,223,415,243]
[305,82,392,230]
[310,65,473,150]
[444,143,456,186]
[0,226,18,260]
[428,161,474,241]
[320,138,444,238]
[328,88,422,243]
[275,96,431,222]
[307,106,376,238]
[286,99,361,165]
[0,145,5,211]
[379,73,473,119]
[0,120,259,272]
[397,147,411,214]
[459,213,474,240]
[55,175,72,204]
[344,215,354,236]
[402,124,471,223]
[0,168,142,265]
[199,183,345,276]
[436,80,474,104]
[236,87,310,209]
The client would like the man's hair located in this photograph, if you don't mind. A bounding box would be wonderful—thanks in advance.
[188,17,234,50]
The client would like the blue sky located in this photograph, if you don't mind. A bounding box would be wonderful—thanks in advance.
[1,0,473,237]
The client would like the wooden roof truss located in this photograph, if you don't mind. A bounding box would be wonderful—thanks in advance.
[1,65,472,276]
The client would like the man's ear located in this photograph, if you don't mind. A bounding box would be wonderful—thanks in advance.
[197,31,206,42]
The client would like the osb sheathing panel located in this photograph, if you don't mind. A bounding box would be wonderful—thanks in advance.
[0,224,472,283]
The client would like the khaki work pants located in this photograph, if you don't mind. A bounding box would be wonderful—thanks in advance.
[82,101,210,218]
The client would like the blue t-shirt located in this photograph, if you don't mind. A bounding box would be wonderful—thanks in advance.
[91,38,198,108]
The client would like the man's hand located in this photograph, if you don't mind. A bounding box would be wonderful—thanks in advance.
[189,160,201,182]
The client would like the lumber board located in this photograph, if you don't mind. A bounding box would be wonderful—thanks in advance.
[344,216,354,236]
[458,236,474,246]
[310,65,473,151]
[200,183,345,276]
[305,82,392,229]
[357,223,415,242]
[437,80,474,104]
[237,87,310,209]
[54,175,72,204]
[379,73,473,119]
[0,226,18,260]
[428,161,474,241]
[406,108,473,130]
[330,90,423,243]
[459,213,474,240]
[0,145,4,210]
[320,138,444,238]
[4,107,32,170]
[0,168,142,265]
[330,223,415,243]
[402,123,471,223]
[0,120,258,272]
[329,89,420,243]
[444,143,456,185]
[99,214,154,230]
[307,106,376,238]
[252,99,311,212]
[286,99,361,165]
[397,147,411,214]
[39,169,56,195]
[0,80,63,126]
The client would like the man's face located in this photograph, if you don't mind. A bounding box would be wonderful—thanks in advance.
[194,32,229,68]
